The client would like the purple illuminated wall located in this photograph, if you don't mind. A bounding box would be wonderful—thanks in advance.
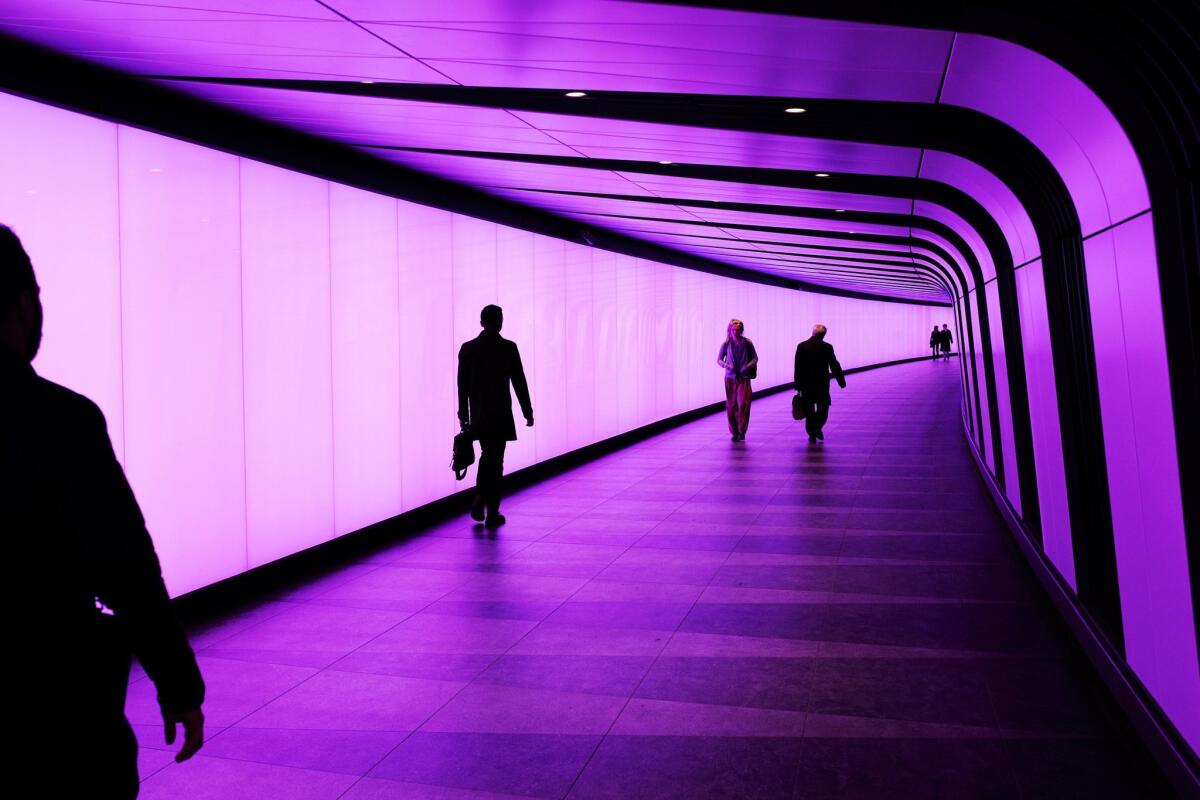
[0,89,937,595]
[1,0,1194,758]
[942,38,1198,751]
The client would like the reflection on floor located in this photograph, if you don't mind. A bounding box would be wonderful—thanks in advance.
[130,361,1168,799]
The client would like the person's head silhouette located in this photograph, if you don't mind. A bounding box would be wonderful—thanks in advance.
[727,318,744,339]
[0,225,42,362]
[812,324,827,339]
[481,304,504,333]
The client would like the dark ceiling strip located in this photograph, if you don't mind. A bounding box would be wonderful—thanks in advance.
[683,243,936,269]
[716,259,937,284]
[644,231,955,272]
[593,213,965,297]
[680,248,940,277]
[684,249,942,278]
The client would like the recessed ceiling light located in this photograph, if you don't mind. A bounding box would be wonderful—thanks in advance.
[834,209,845,213]
[360,79,376,84]
[658,160,673,165]
[565,91,587,98]
[150,168,161,173]
[784,107,807,114]
[815,172,830,178]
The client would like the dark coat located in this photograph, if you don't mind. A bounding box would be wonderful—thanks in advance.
[457,330,533,441]
[2,351,204,754]
[794,336,847,403]
[939,328,953,352]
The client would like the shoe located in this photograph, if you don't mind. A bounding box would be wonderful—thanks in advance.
[470,496,486,522]
[815,431,824,441]
[484,513,506,528]
[808,435,817,443]
[731,434,739,441]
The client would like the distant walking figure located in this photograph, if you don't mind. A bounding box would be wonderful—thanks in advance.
[1,226,206,797]
[794,324,847,442]
[930,326,940,358]
[939,324,953,360]
[717,318,758,441]
[458,304,533,528]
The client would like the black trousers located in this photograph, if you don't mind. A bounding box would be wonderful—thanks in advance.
[32,636,138,798]
[476,437,508,514]
[803,398,831,437]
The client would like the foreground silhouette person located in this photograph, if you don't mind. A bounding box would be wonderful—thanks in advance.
[458,304,533,528]
[939,323,954,360]
[930,326,940,359]
[794,324,847,442]
[717,318,758,441]
[1,226,205,797]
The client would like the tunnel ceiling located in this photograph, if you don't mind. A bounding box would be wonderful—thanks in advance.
[0,0,1024,305]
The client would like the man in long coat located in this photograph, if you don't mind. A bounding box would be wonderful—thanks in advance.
[457,304,533,527]
[794,323,847,442]
[1,225,205,797]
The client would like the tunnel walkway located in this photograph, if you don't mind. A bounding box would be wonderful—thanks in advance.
[130,360,1168,799]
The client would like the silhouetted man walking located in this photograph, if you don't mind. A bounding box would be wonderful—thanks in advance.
[458,304,533,528]
[1,226,205,798]
[794,324,847,442]
[939,323,953,360]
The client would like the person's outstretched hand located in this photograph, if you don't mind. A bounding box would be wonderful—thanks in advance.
[164,708,205,763]
[525,415,534,427]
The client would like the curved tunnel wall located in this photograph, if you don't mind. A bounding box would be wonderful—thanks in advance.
[0,89,940,596]
[930,35,1198,756]
[0,0,1194,774]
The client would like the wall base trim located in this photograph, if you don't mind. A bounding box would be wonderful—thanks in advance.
[963,423,1200,798]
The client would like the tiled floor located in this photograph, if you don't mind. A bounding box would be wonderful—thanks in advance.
[131,361,1170,798]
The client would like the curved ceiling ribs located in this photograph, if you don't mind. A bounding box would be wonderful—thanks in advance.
[0,2,1194,784]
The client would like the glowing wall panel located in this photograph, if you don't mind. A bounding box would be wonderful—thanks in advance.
[968,291,992,471]
[950,300,975,438]
[0,93,124,460]
[1085,217,1198,750]
[1015,261,1075,587]
[591,249,622,441]
[451,215,498,349]
[984,280,1020,514]
[495,226,537,474]
[116,128,247,596]
[652,263,677,419]
[330,183,402,537]
[396,202,455,510]
[240,161,335,567]
[532,235,568,460]
[633,260,657,424]
[562,242,597,453]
